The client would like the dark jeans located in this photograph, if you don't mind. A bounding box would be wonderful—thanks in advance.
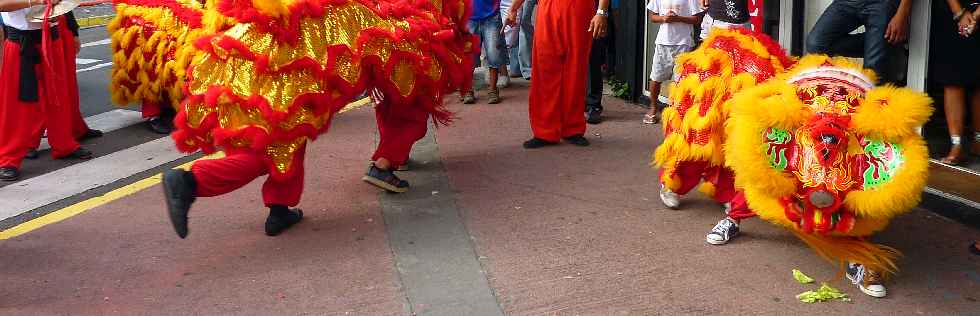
[805,0,900,83]
[586,37,606,112]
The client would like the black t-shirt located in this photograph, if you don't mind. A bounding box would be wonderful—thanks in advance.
[708,0,750,24]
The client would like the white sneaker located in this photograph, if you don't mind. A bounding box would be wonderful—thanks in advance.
[659,184,681,209]
[846,262,887,298]
[706,217,739,245]
[497,74,511,89]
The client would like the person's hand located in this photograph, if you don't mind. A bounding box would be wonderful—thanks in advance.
[957,13,976,37]
[588,15,607,39]
[884,12,909,44]
[73,36,80,54]
[701,0,709,7]
[505,10,519,27]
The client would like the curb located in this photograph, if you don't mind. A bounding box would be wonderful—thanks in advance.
[76,14,115,28]
[922,188,980,230]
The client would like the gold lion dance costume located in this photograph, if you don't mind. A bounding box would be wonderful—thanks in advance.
[654,28,931,298]
[132,0,475,238]
[109,0,215,133]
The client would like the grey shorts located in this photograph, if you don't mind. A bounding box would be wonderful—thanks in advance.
[650,44,692,83]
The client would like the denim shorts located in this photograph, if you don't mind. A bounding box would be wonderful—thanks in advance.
[468,12,507,69]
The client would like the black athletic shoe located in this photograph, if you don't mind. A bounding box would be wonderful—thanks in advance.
[586,107,602,125]
[147,118,173,135]
[265,207,304,236]
[79,129,104,141]
[162,169,197,239]
[563,135,590,146]
[362,164,410,193]
[522,138,558,149]
[24,149,39,160]
[0,167,19,182]
[63,148,93,160]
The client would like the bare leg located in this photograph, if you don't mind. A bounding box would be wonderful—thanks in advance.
[942,85,966,164]
[375,157,392,171]
[644,81,662,123]
[489,67,500,93]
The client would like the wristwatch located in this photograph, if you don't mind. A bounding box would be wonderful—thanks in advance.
[596,9,608,17]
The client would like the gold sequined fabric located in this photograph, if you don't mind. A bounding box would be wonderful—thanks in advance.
[172,0,477,178]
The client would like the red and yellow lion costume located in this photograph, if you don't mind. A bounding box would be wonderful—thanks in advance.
[110,0,477,179]
[657,28,932,276]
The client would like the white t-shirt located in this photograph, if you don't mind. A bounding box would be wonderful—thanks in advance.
[646,0,703,46]
[1,7,45,31]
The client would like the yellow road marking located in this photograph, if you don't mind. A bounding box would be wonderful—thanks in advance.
[0,99,371,240]
[76,15,116,29]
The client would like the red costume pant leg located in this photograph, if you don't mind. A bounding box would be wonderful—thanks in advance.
[0,35,81,169]
[191,145,306,207]
[726,191,756,221]
[704,166,737,204]
[57,19,90,140]
[528,0,594,142]
[371,99,429,168]
[659,160,707,196]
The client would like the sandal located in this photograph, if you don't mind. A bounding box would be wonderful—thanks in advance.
[643,113,658,125]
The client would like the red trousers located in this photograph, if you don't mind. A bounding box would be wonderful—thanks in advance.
[29,20,90,150]
[191,145,306,207]
[0,31,81,168]
[528,0,594,142]
[660,160,757,221]
[371,99,429,168]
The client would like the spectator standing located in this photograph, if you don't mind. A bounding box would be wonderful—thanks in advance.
[1,0,94,181]
[462,0,508,104]
[930,0,980,165]
[805,0,912,84]
[516,0,536,79]
[699,0,750,40]
[508,0,610,148]
[501,0,522,79]
[642,0,703,125]
[584,25,606,124]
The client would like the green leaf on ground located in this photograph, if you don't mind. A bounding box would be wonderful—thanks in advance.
[796,283,852,303]
[792,269,815,284]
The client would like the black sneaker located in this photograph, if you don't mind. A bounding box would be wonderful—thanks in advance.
[846,262,887,298]
[523,137,558,149]
[265,207,304,236]
[705,217,739,245]
[586,107,602,125]
[24,149,39,160]
[63,148,93,160]
[79,129,104,141]
[0,167,19,182]
[147,117,173,134]
[362,164,409,193]
[563,135,590,146]
[162,169,197,238]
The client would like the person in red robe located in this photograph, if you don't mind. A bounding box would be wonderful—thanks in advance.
[1,1,94,181]
[507,0,609,148]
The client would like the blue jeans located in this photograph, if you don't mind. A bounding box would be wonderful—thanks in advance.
[805,0,900,83]
[468,13,507,70]
[517,0,537,78]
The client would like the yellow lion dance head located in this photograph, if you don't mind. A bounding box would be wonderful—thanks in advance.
[725,55,933,275]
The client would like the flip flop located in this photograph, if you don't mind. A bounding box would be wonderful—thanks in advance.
[643,114,658,125]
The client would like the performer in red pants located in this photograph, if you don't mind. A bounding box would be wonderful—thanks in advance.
[507,0,609,148]
[163,145,306,238]
[0,6,93,181]
[363,89,429,193]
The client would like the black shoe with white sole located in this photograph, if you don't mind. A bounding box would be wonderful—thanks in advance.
[265,206,304,236]
[0,167,19,182]
[362,164,409,193]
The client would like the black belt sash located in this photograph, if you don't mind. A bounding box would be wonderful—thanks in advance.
[3,11,78,103]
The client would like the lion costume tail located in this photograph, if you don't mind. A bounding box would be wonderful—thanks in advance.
[792,231,900,277]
